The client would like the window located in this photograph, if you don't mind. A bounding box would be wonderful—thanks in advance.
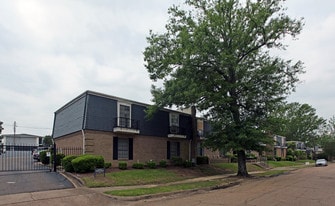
[197,142,203,156]
[118,103,131,128]
[113,137,133,160]
[167,141,180,159]
[169,113,179,126]
[169,113,179,134]
[118,138,129,159]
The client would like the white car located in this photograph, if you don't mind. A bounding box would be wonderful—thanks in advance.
[315,159,328,167]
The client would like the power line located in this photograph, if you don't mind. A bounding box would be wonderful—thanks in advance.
[3,123,52,131]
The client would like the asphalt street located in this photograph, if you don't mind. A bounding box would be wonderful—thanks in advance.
[0,171,74,196]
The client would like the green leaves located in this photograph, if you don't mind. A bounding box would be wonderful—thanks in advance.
[267,102,326,146]
[144,0,304,162]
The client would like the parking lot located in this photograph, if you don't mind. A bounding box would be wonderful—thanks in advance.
[0,147,74,196]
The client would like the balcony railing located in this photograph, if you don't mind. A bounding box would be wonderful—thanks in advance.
[113,117,140,134]
[168,126,186,138]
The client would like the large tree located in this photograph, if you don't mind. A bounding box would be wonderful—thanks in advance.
[144,0,304,177]
[267,102,326,146]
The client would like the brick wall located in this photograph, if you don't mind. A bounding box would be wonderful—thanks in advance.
[54,130,191,167]
[54,131,83,148]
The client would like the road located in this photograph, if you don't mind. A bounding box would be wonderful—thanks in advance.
[129,164,335,206]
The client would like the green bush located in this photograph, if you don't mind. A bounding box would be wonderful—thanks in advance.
[315,153,327,160]
[286,155,294,161]
[171,157,183,166]
[104,162,112,169]
[146,160,157,169]
[196,156,209,165]
[40,151,50,165]
[231,155,238,163]
[159,160,167,167]
[52,153,65,166]
[266,156,275,161]
[275,156,282,161]
[183,160,192,167]
[71,155,105,173]
[132,162,145,169]
[287,148,294,156]
[118,161,127,170]
[62,155,78,172]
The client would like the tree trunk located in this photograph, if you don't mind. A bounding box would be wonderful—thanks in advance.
[237,150,249,177]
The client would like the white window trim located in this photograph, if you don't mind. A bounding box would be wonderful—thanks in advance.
[117,102,132,127]
[169,113,179,126]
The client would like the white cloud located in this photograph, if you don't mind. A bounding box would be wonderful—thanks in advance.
[0,0,334,135]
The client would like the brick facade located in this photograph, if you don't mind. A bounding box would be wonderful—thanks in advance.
[54,130,190,167]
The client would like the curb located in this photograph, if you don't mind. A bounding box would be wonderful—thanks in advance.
[104,179,242,201]
[60,172,85,188]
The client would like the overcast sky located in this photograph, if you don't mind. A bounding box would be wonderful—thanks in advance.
[0,0,334,136]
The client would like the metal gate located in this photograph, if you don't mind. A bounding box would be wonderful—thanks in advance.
[0,144,51,172]
[52,144,83,172]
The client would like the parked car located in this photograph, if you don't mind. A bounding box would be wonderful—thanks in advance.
[315,159,328,167]
[32,147,48,161]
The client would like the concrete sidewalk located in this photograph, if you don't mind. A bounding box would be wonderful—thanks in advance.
[0,188,121,206]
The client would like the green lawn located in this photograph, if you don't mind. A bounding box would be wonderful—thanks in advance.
[267,160,312,168]
[212,163,265,173]
[83,160,313,188]
[83,169,188,187]
[105,180,223,196]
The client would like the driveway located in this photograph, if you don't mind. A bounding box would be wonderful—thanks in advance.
[0,171,74,196]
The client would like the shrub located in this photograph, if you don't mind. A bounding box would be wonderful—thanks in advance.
[40,151,50,165]
[315,153,327,160]
[196,156,209,165]
[171,157,183,166]
[132,162,145,169]
[71,155,105,173]
[104,162,112,169]
[266,156,275,161]
[183,160,192,168]
[159,160,167,167]
[275,156,282,161]
[146,160,157,169]
[287,148,294,156]
[62,155,78,172]
[231,155,238,163]
[52,153,65,166]
[118,161,127,170]
[286,155,294,161]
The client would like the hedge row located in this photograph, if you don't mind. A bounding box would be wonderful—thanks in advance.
[62,154,106,173]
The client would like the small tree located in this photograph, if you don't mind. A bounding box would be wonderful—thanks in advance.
[43,135,53,147]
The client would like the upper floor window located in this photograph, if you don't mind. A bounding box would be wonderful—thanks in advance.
[118,103,131,128]
[169,113,179,126]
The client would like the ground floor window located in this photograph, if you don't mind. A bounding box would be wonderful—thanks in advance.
[167,141,180,159]
[197,142,203,156]
[113,137,133,160]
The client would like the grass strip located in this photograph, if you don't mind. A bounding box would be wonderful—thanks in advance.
[253,170,286,177]
[105,180,222,196]
[83,169,187,187]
